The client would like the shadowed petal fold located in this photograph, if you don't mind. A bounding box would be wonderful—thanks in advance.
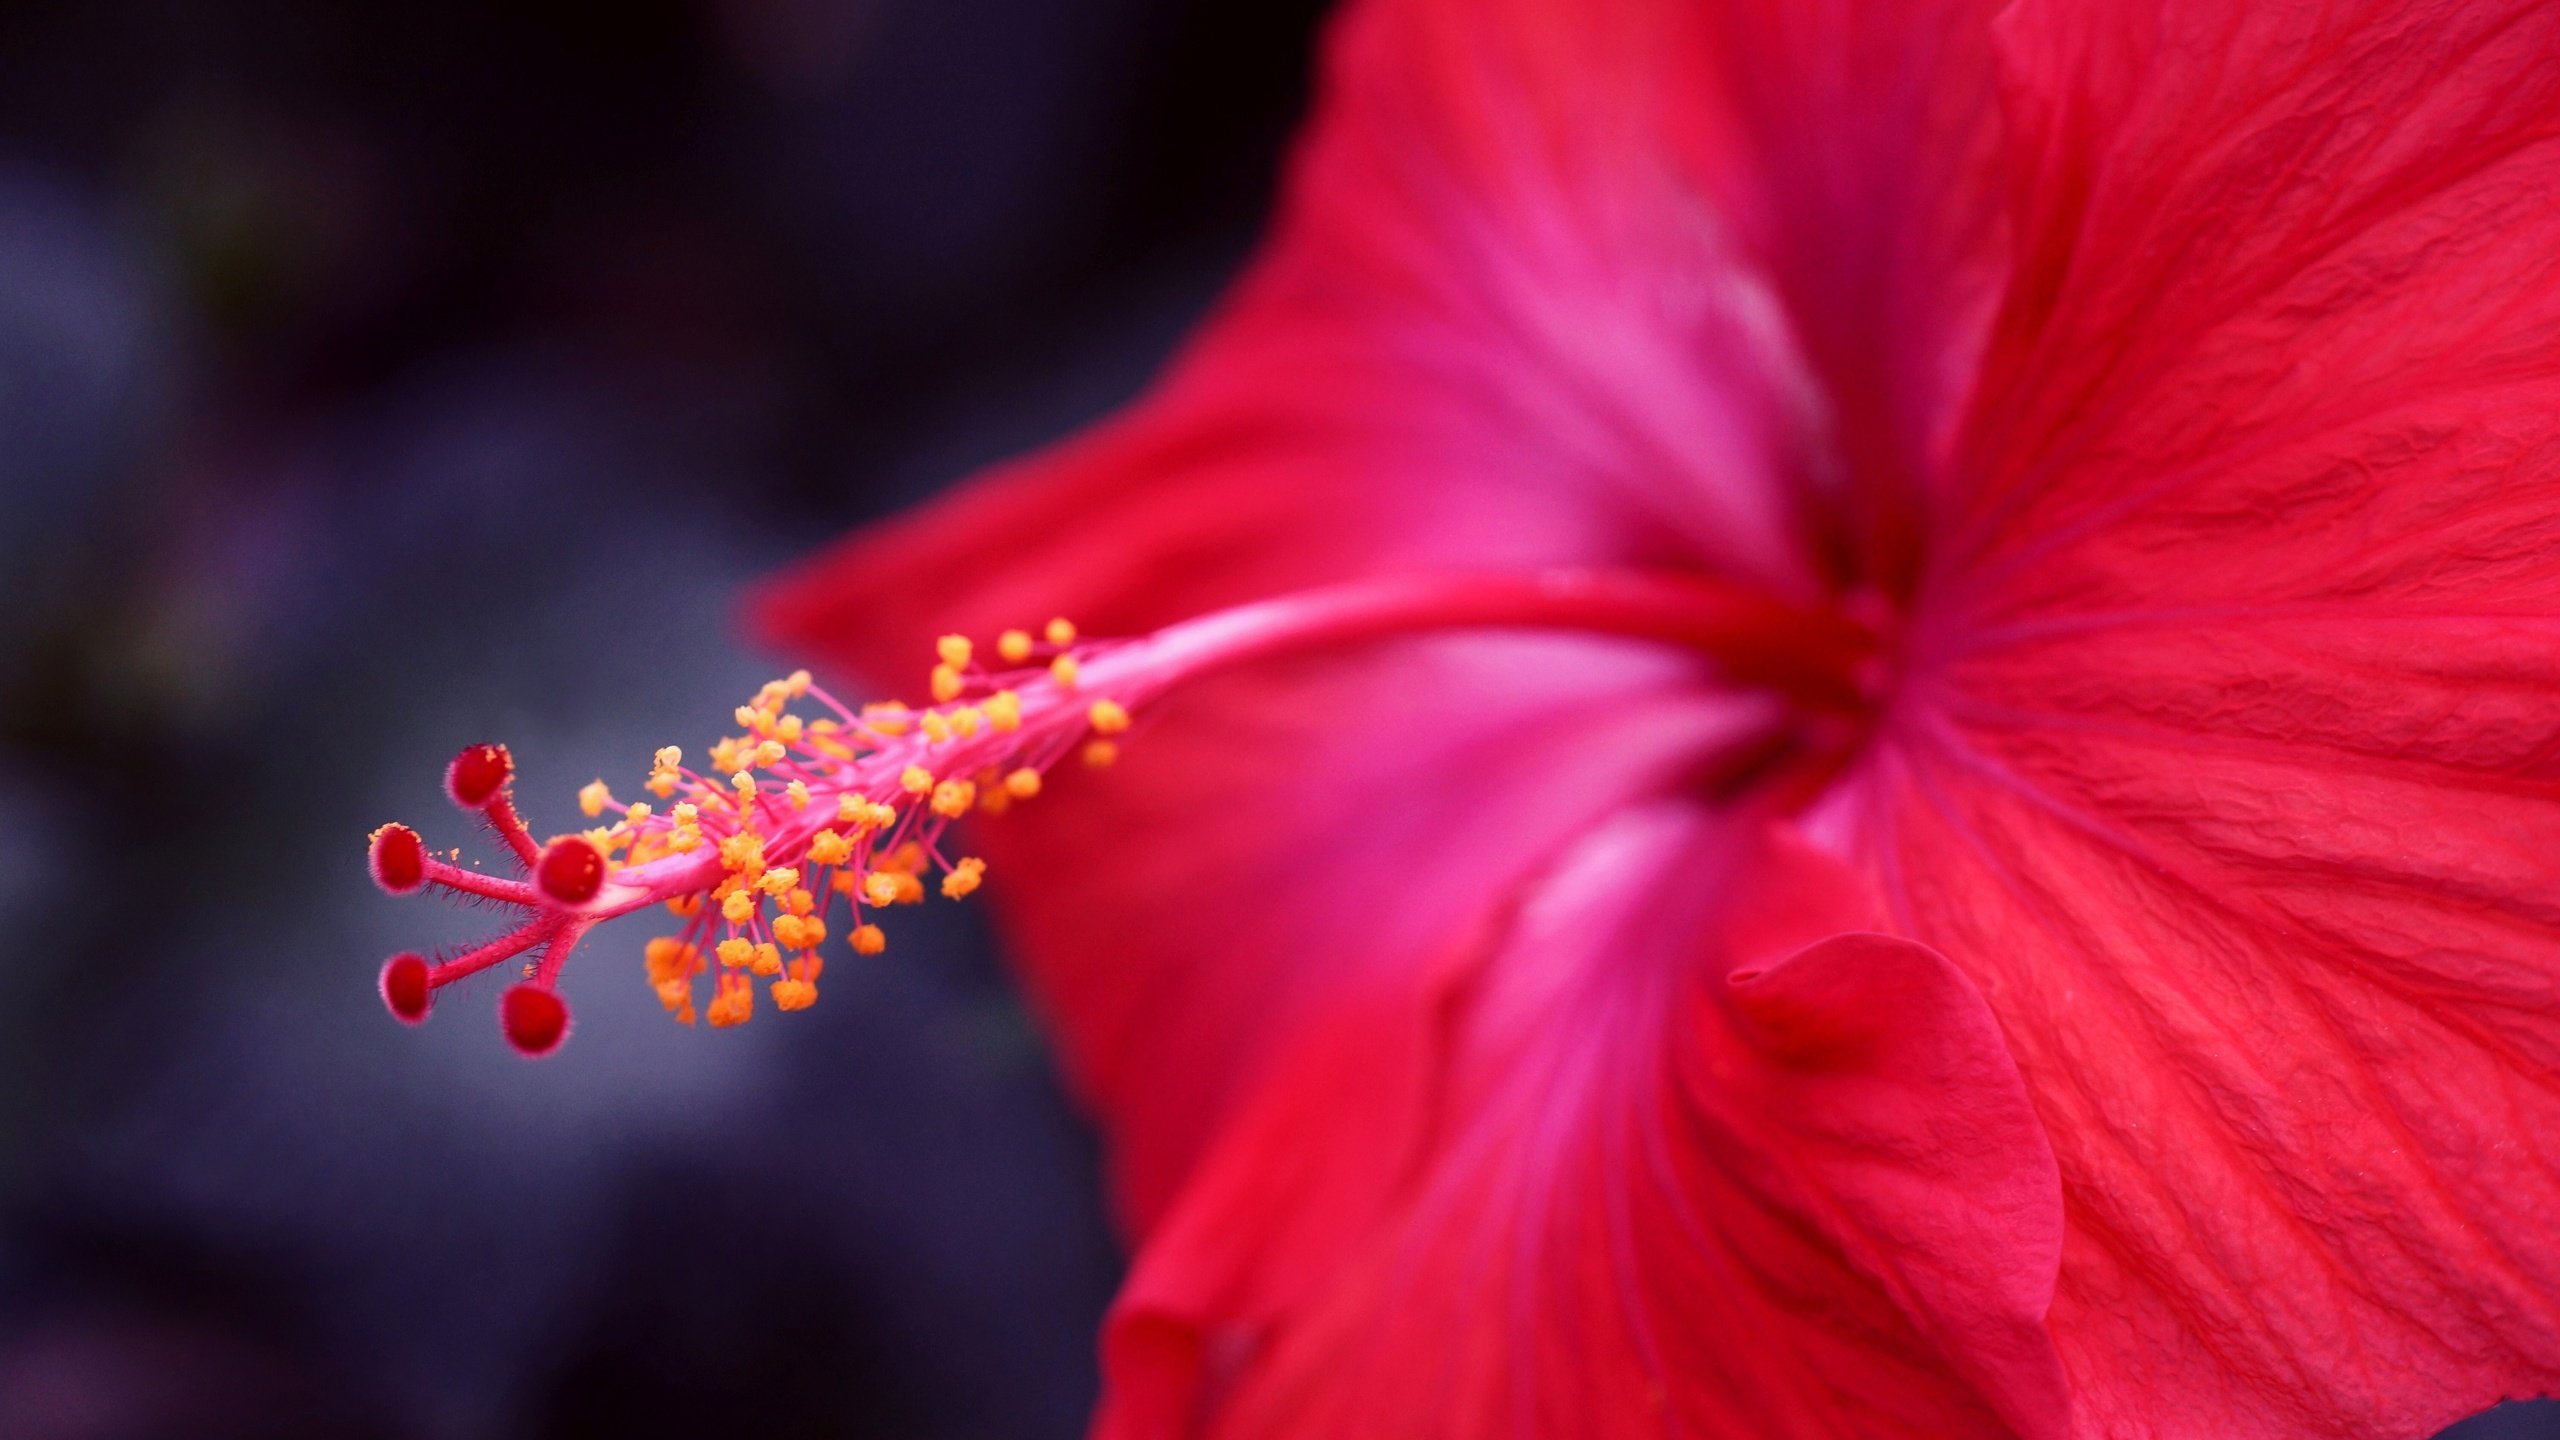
[1100,811,2066,1439]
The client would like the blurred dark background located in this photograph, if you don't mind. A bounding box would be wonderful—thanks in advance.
[0,0,1323,1435]
[0,2,2547,1437]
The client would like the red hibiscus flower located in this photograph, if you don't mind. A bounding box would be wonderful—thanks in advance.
[369,0,2560,1433]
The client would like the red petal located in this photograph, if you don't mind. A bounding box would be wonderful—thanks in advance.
[1672,0,2014,592]
[755,0,2009,1232]
[1902,3,2560,1429]
[1099,810,2066,1438]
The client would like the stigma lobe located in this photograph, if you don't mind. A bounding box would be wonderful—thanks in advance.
[369,824,426,894]
[536,835,607,906]
[500,984,569,1056]
[380,953,432,1024]
[447,743,513,808]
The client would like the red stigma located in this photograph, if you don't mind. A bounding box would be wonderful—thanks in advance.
[537,835,607,906]
[369,823,426,894]
[447,743,514,808]
[380,953,432,1024]
[501,984,570,1057]
[369,739,591,1050]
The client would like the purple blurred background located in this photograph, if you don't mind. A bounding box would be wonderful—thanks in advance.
[0,1,1319,1434]
[0,2,2545,1436]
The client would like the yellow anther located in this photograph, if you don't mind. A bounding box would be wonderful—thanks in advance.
[1084,739,1119,768]
[953,706,982,737]
[673,802,699,823]
[942,856,986,899]
[734,704,766,732]
[771,914,804,948]
[717,937,755,969]
[784,886,816,917]
[787,669,812,697]
[931,664,965,704]
[977,786,1011,816]
[985,690,1022,732]
[647,772,677,798]
[1088,698,1131,734]
[579,780,612,818]
[711,737,744,773]
[665,893,702,918]
[751,942,782,976]
[787,779,811,809]
[808,829,853,866]
[645,937,699,984]
[720,831,766,873]
[625,802,652,823]
[1004,767,1042,799]
[901,765,934,795]
[810,718,840,735]
[869,801,899,828]
[655,745,683,772]
[931,779,976,819]
[670,825,702,852]
[892,871,925,904]
[921,711,953,743]
[862,871,901,907]
[863,704,913,737]
[656,977,693,1013]
[733,770,758,799]
[758,866,799,896]
[775,714,804,744]
[1050,655,1080,688]
[837,793,867,826]
[773,978,817,1011]
[937,634,973,668]
[887,841,926,874]
[851,924,886,955]
[997,629,1033,663]
[754,740,787,767]
[781,915,826,950]
[708,973,753,1028]
[722,890,756,924]
[1046,617,1076,645]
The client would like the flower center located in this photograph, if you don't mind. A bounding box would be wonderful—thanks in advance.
[366,568,1878,1054]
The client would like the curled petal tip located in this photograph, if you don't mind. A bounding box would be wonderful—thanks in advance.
[380,953,432,1025]
[446,743,514,809]
[501,984,570,1057]
[369,823,426,895]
